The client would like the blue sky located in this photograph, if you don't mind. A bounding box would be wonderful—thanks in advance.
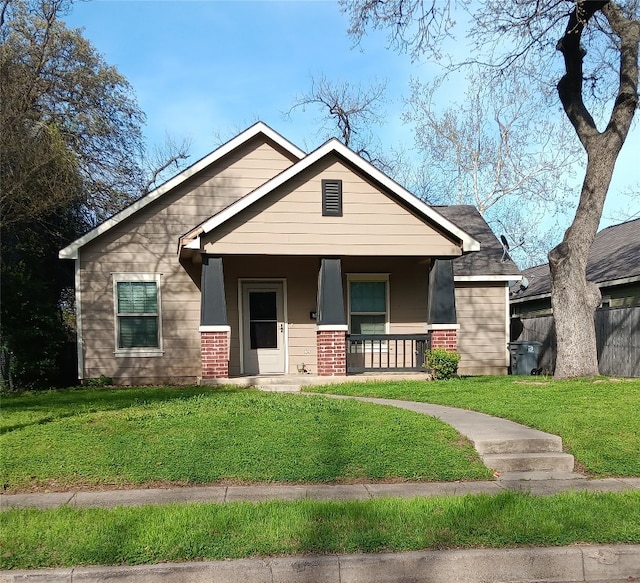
[63,0,638,238]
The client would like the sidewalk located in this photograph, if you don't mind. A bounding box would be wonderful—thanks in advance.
[2,545,639,583]
[2,476,640,510]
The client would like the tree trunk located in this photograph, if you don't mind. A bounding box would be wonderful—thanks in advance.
[550,1,639,378]
[549,147,618,378]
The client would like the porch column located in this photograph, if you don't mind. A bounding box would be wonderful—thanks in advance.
[200,255,230,379]
[316,258,347,376]
[427,259,460,351]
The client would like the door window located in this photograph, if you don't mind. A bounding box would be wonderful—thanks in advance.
[249,291,278,349]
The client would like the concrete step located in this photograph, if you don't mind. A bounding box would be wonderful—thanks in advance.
[474,436,563,455]
[256,384,301,393]
[482,452,575,473]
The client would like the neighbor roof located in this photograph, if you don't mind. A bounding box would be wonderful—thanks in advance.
[59,122,305,260]
[181,139,481,254]
[511,218,640,302]
[434,206,521,279]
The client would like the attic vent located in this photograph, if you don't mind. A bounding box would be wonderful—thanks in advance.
[322,179,342,217]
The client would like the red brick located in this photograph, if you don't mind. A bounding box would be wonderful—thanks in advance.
[317,330,347,376]
[201,331,229,379]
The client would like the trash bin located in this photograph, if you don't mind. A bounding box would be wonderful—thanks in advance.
[509,341,542,375]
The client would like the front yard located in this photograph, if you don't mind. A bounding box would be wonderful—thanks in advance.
[0,386,491,493]
[1,376,639,570]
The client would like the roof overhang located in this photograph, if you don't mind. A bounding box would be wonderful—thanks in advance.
[59,122,305,260]
[180,139,481,255]
[455,275,522,282]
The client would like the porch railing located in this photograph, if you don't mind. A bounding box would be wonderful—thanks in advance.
[346,333,431,374]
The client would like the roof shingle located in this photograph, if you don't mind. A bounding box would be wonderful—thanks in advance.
[511,218,640,301]
[434,205,522,277]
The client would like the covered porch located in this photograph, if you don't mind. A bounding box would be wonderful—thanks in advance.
[190,253,460,381]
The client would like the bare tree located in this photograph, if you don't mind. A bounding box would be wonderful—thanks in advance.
[287,75,395,171]
[404,68,581,267]
[341,0,639,378]
[141,134,192,195]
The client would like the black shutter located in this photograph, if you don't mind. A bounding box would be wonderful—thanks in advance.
[322,179,343,216]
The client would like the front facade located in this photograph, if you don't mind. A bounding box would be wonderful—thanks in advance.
[60,123,520,385]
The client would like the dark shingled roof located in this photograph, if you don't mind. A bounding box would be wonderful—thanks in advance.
[433,205,521,277]
[511,217,640,301]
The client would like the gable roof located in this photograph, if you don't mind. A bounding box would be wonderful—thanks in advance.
[511,218,640,302]
[59,122,305,260]
[181,138,481,253]
[434,206,521,279]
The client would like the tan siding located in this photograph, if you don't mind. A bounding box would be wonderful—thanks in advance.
[203,156,462,257]
[455,282,509,375]
[79,137,297,383]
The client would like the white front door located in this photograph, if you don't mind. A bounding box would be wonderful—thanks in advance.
[242,282,286,375]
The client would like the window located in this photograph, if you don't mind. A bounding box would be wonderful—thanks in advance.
[348,275,389,335]
[322,179,342,216]
[113,274,163,356]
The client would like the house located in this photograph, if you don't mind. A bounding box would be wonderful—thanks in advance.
[59,122,521,385]
[510,218,640,376]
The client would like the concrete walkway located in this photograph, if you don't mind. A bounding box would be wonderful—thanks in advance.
[309,394,580,479]
[3,396,639,582]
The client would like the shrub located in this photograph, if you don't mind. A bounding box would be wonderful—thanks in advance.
[425,349,461,380]
[84,375,113,387]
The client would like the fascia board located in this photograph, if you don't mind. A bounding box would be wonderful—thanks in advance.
[598,274,640,287]
[510,292,551,304]
[59,122,305,260]
[455,275,522,282]
[195,139,481,252]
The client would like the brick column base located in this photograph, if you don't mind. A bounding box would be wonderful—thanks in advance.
[430,329,458,352]
[317,329,347,376]
[201,330,229,379]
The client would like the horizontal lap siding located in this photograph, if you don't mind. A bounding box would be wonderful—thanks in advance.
[456,282,509,375]
[204,157,461,257]
[79,138,297,384]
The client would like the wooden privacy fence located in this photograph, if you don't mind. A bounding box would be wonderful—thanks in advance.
[513,305,640,377]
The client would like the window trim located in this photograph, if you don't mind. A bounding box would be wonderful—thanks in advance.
[113,273,164,357]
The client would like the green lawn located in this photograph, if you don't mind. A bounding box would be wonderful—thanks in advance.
[2,378,639,571]
[1,490,639,569]
[309,376,640,477]
[0,386,490,492]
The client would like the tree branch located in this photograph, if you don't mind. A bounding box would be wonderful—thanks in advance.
[556,0,609,146]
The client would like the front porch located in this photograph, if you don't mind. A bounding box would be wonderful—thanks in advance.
[194,254,460,381]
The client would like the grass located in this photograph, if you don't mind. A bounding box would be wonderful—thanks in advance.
[1,490,639,569]
[0,386,491,492]
[308,376,640,477]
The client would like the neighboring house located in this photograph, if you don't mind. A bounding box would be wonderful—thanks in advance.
[60,122,521,385]
[510,218,640,376]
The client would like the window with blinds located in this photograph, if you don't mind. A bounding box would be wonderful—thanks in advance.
[322,179,342,216]
[113,274,162,355]
[349,280,387,334]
